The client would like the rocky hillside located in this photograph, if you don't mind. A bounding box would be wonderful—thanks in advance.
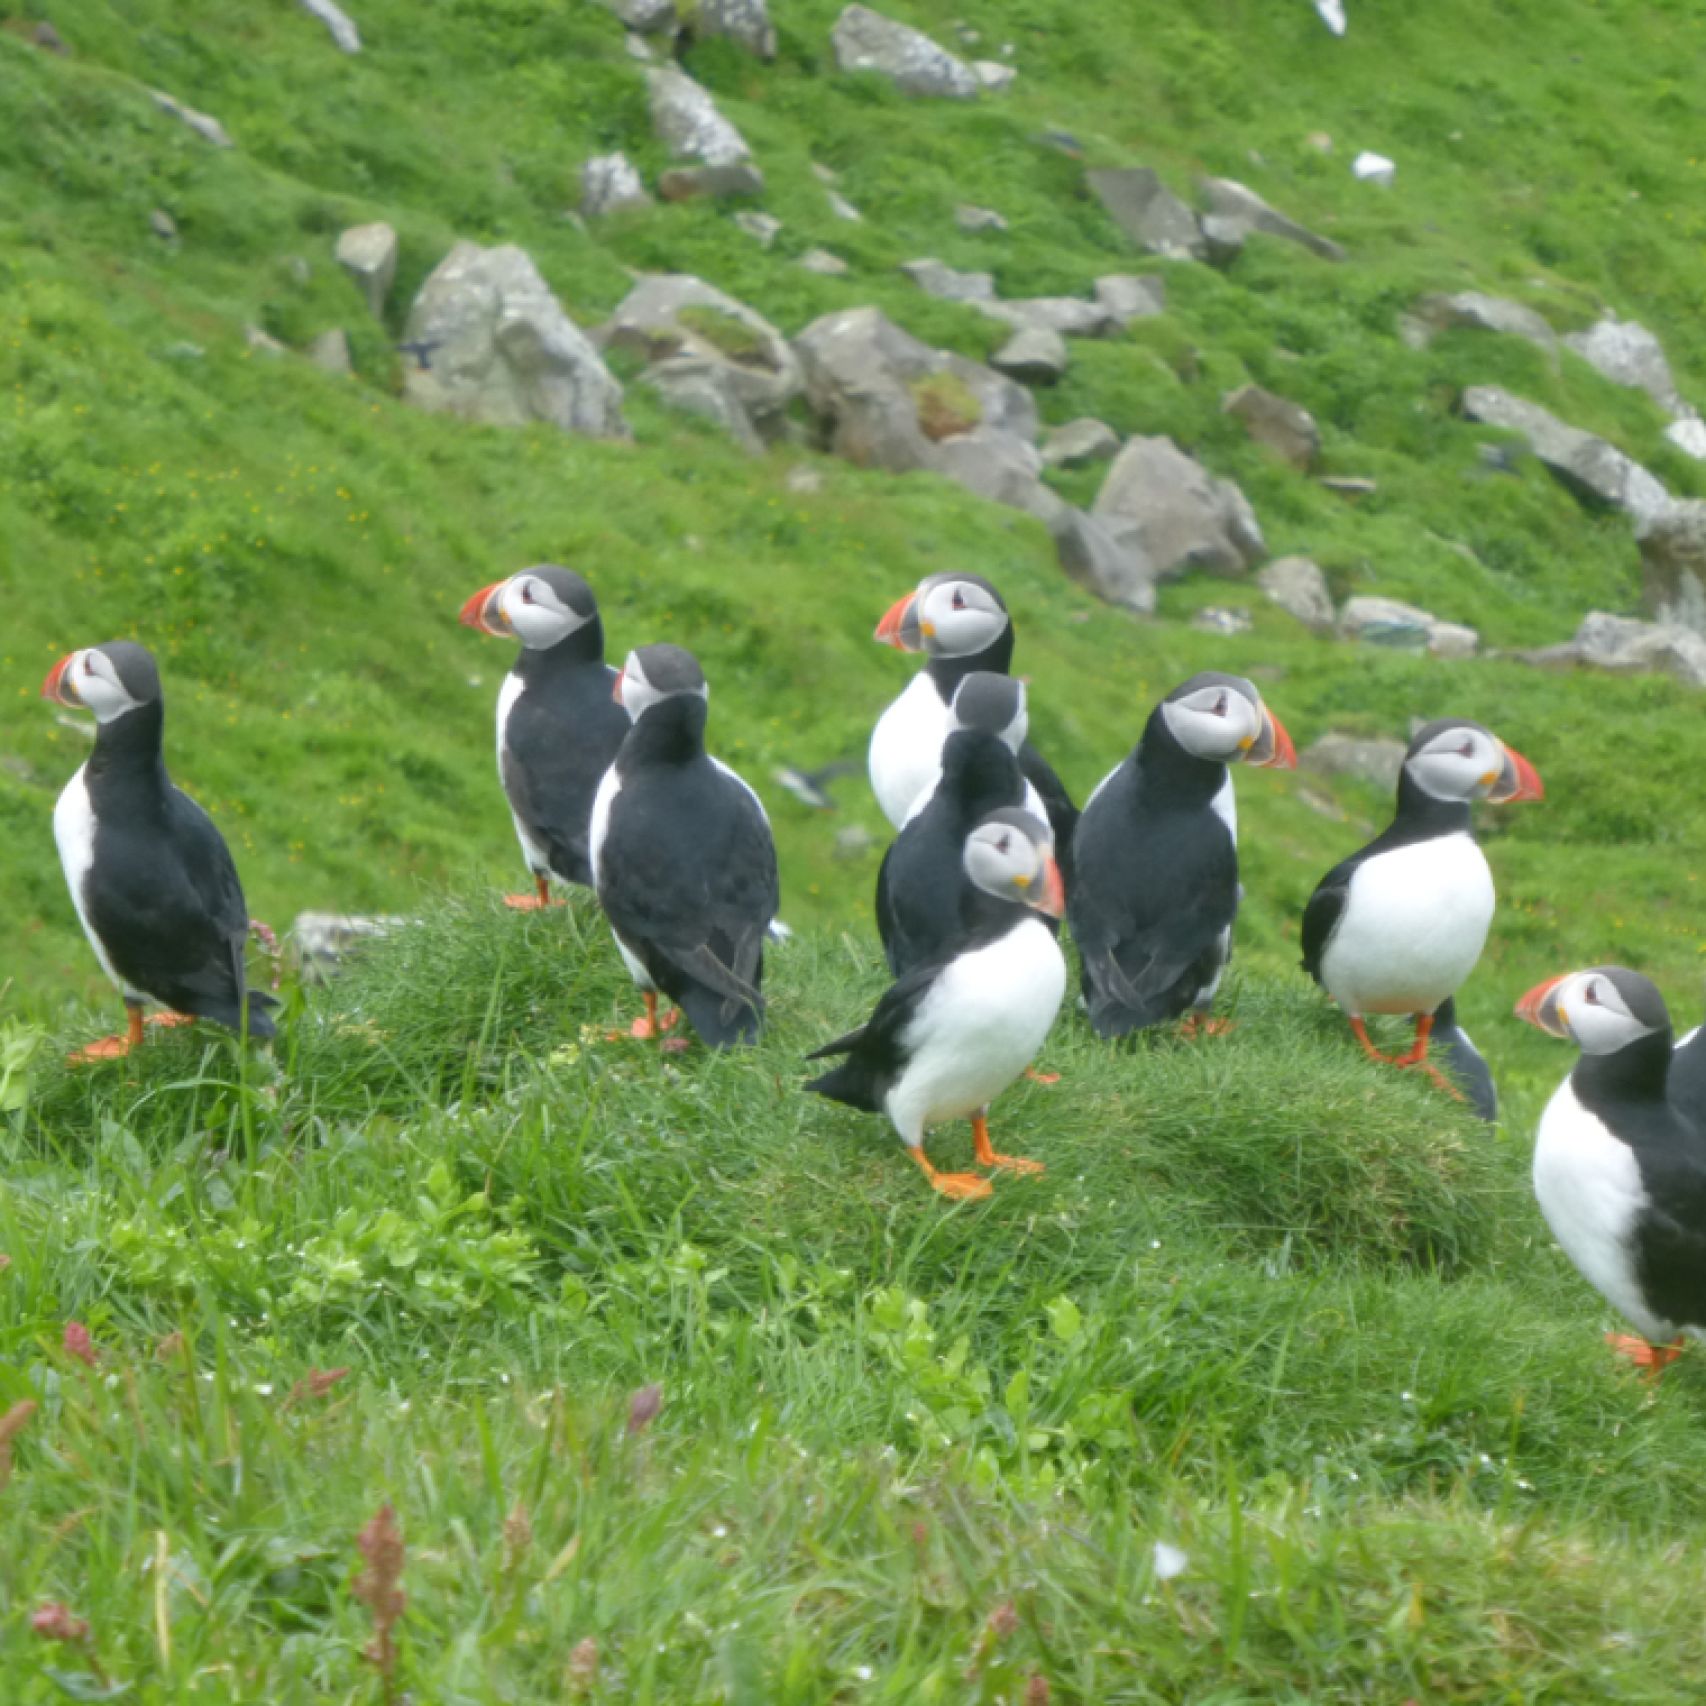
[4,0,1706,1020]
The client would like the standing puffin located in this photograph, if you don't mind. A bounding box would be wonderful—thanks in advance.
[460,564,630,909]
[807,809,1066,1200]
[875,673,1042,976]
[1302,718,1542,1088]
[591,644,779,1047]
[1517,966,1706,1374]
[868,573,1078,860]
[1068,672,1295,1040]
[42,642,276,1062]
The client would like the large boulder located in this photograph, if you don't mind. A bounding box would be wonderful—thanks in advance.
[1198,177,1344,263]
[603,274,800,450]
[596,0,677,31]
[1050,507,1157,613]
[1339,595,1477,658]
[1565,316,1686,416]
[900,257,996,303]
[581,152,651,217]
[931,428,1060,521]
[1091,436,1265,581]
[297,0,360,52]
[983,296,1120,339]
[335,221,397,318]
[1636,501,1706,636]
[646,66,751,166]
[1524,611,1706,689]
[989,324,1068,385]
[402,242,627,438]
[1258,555,1335,632]
[695,0,776,58]
[1462,385,1669,524]
[1085,167,1206,261]
[1093,273,1167,324]
[1410,292,1557,355]
[830,5,979,98]
[1224,383,1320,470]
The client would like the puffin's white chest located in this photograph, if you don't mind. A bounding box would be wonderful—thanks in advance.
[53,766,127,993]
[870,673,950,828]
[1532,1077,1664,1339]
[495,671,523,774]
[884,919,1066,1141]
[1321,833,1493,1015]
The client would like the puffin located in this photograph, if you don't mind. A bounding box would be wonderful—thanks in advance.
[42,641,276,1062]
[1517,965,1706,1375]
[1302,718,1543,1088]
[868,572,1078,862]
[875,672,1044,977]
[590,644,779,1047]
[1429,996,1499,1125]
[807,809,1066,1200]
[1068,672,1296,1040]
[460,564,631,909]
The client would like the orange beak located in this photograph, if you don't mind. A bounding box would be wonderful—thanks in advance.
[1249,706,1297,770]
[1489,744,1544,803]
[1037,855,1067,919]
[42,652,80,706]
[459,581,508,635]
[873,592,920,651]
[1515,973,1569,1037]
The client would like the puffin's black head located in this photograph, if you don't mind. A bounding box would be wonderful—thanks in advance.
[963,807,1065,918]
[1516,966,1671,1054]
[42,641,162,724]
[874,572,1009,659]
[948,672,1027,752]
[459,564,600,650]
[1403,718,1543,804]
[1155,672,1296,768]
[615,643,708,723]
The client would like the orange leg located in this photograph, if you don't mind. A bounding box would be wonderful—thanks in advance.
[504,874,563,911]
[145,1012,195,1030]
[1179,1013,1235,1041]
[971,1113,1044,1177]
[607,991,682,1042]
[1391,1014,1466,1100]
[909,1146,992,1202]
[1024,1065,1061,1085]
[1607,1333,1687,1378]
[69,1002,147,1065]
[1348,1016,1392,1064]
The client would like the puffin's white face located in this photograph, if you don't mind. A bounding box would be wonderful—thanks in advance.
[1158,674,1294,767]
[1404,721,1543,804]
[615,644,709,724]
[42,647,151,725]
[962,810,1065,917]
[1517,967,1670,1056]
[914,577,1009,659]
[949,672,1028,753]
[496,573,592,650]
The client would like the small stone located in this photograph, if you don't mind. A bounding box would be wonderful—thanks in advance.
[1224,383,1321,471]
[148,207,179,242]
[1559,611,1706,688]
[336,222,399,318]
[1412,292,1557,355]
[983,297,1119,340]
[811,162,840,184]
[1086,166,1205,261]
[1565,315,1687,416]
[297,0,361,53]
[834,824,877,859]
[1351,150,1395,185]
[1198,176,1345,264]
[306,328,353,375]
[827,190,863,223]
[955,203,1008,233]
[245,325,287,356]
[1257,556,1335,631]
[830,4,980,99]
[732,210,781,246]
[624,30,653,59]
[785,465,826,494]
[1192,606,1253,635]
[1305,131,1334,154]
[1320,475,1377,496]
[900,257,995,302]
[150,88,234,148]
[646,65,751,166]
[1041,418,1119,469]
[1666,417,1706,460]
[1093,274,1166,323]
[1339,595,1478,657]
[657,163,766,201]
[31,19,67,52]
[696,0,777,59]
[1302,734,1407,791]
[796,248,849,276]
[972,59,1015,91]
[581,152,651,218]
[990,324,1067,385]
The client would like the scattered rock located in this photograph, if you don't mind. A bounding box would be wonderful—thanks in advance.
[796,247,850,276]
[306,328,353,375]
[292,912,408,981]
[1667,417,1706,460]
[826,190,864,223]
[990,324,1068,385]
[596,0,677,31]
[1086,167,1206,261]
[695,0,776,58]
[931,427,1060,521]
[1311,0,1348,36]
[983,297,1119,339]
[900,257,995,303]
[1041,417,1119,469]
[1565,315,1688,417]
[833,824,878,860]
[1258,556,1335,631]
[1302,734,1407,791]
[1305,131,1334,154]
[646,66,751,166]
[150,88,234,148]
[148,207,179,243]
[732,210,781,246]
[785,464,826,494]
[811,162,840,184]
[29,19,67,52]
[1636,501,1706,635]
[830,4,979,98]
[1522,611,1706,689]
[1461,385,1669,524]
[604,274,801,451]
[1091,436,1265,582]
[1224,383,1321,471]
[245,325,287,356]
[1339,595,1478,657]
[1351,150,1394,185]
[1198,177,1345,263]
[336,222,398,318]
[1411,291,1557,355]
[658,163,765,201]
[1093,273,1166,323]
[972,60,1016,91]
[282,253,310,286]
[297,0,360,52]
[1050,506,1156,613]
[624,30,653,60]
[1192,606,1253,636]
[956,203,1008,233]
[1320,475,1377,496]
[580,152,651,217]
[401,241,627,438]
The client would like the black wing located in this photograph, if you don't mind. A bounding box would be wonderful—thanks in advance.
[805,958,942,1112]
[1670,1024,1706,1126]
[1300,853,1359,986]
[1019,741,1078,886]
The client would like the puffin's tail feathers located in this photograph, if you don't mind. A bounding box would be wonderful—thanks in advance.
[675,980,763,1050]
[804,1057,882,1113]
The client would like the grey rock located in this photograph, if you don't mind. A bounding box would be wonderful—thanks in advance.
[785,464,826,494]
[1041,417,1119,469]
[148,207,179,242]
[990,324,1068,385]
[336,222,398,318]
[596,0,677,30]
[1302,734,1407,791]
[245,325,287,356]
[796,247,850,276]
[826,190,864,223]
[972,59,1016,91]
[834,824,878,860]
[1224,383,1321,471]
[830,4,979,98]
[1198,176,1344,263]
[982,296,1119,339]
[31,19,66,52]
[1339,595,1478,657]
[900,257,995,303]
[1666,417,1706,460]
[1050,506,1157,613]
[283,254,312,285]
[1565,315,1686,416]
[732,210,781,246]
[292,912,408,982]
[297,0,360,52]
[1086,167,1205,261]
[306,327,353,375]
[624,30,654,60]
[604,274,800,447]
[1636,500,1706,636]
[1192,606,1253,636]
[402,241,627,438]
[956,203,1008,233]
[1093,273,1166,323]
[1565,611,1706,688]
[658,163,766,201]
[581,152,651,217]
[811,161,841,184]
[1320,475,1377,496]
[1258,556,1335,631]
[1462,385,1669,524]
[150,88,233,148]
[646,66,751,166]
[931,427,1060,522]
[696,0,776,58]
[1412,291,1557,355]
[1091,436,1265,581]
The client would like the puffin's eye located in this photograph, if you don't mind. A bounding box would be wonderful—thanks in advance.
[1212,693,1229,716]
[996,835,1011,855]
[1456,740,1474,758]
[521,583,534,604]
[1584,983,1602,1006]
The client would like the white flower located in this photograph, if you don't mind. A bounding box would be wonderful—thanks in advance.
[1152,1540,1189,1581]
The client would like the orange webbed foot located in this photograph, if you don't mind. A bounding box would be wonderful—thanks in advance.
[68,1035,135,1065]
[971,1115,1044,1177]
[910,1148,994,1201]
[1179,1014,1235,1041]
[1606,1333,1686,1377]
[503,891,563,911]
[1024,1065,1061,1086]
[144,1012,195,1030]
